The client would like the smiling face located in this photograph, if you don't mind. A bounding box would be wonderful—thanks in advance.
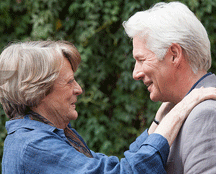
[132,36,176,102]
[35,58,82,128]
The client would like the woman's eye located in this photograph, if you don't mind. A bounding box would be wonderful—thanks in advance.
[68,79,74,84]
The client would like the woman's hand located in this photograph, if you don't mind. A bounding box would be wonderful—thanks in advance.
[155,102,175,121]
[152,87,216,146]
[148,102,175,134]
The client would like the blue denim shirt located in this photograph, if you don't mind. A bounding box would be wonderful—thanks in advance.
[2,115,169,174]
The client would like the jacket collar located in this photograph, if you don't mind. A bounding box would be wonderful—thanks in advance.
[186,72,214,95]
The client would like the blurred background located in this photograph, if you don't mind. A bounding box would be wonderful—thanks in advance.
[0,0,216,170]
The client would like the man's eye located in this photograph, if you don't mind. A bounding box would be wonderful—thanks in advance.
[139,59,145,62]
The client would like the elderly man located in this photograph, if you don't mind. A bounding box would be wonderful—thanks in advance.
[123,1,216,174]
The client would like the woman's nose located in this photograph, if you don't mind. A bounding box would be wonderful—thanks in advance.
[74,81,83,95]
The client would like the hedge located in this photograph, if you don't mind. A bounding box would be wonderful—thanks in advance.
[0,0,215,171]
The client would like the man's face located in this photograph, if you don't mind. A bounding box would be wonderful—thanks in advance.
[132,36,176,102]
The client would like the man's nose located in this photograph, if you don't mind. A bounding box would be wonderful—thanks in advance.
[133,63,144,80]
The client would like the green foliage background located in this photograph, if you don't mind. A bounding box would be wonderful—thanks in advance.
[0,0,216,170]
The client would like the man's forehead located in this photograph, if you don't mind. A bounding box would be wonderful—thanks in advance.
[133,37,147,53]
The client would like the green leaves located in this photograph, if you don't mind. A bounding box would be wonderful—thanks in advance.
[0,0,216,167]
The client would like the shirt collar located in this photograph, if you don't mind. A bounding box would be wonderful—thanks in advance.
[6,115,57,134]
[186,72,212,95]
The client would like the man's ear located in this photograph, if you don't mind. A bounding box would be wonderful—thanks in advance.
[168,43,184,66]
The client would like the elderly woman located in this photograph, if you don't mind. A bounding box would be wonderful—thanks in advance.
[1,40,216,174]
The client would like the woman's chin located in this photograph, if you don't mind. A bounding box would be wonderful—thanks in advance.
[69,111,78,120]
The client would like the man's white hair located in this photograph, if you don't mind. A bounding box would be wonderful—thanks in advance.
[123,1,211,73]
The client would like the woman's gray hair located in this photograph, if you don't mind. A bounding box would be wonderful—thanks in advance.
[123,1,211,73]
[0,40,81,118]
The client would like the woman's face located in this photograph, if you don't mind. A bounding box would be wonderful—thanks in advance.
[39,58,82,128]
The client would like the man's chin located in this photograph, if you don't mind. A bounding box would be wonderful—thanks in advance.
[150,93,162,102]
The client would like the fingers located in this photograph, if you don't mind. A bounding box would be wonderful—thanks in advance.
[201,87,216,101]
[189,87,216,103]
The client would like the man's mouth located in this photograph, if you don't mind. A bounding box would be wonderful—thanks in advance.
[144,81,153,88]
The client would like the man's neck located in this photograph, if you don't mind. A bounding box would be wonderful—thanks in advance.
[173,70,207,104]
